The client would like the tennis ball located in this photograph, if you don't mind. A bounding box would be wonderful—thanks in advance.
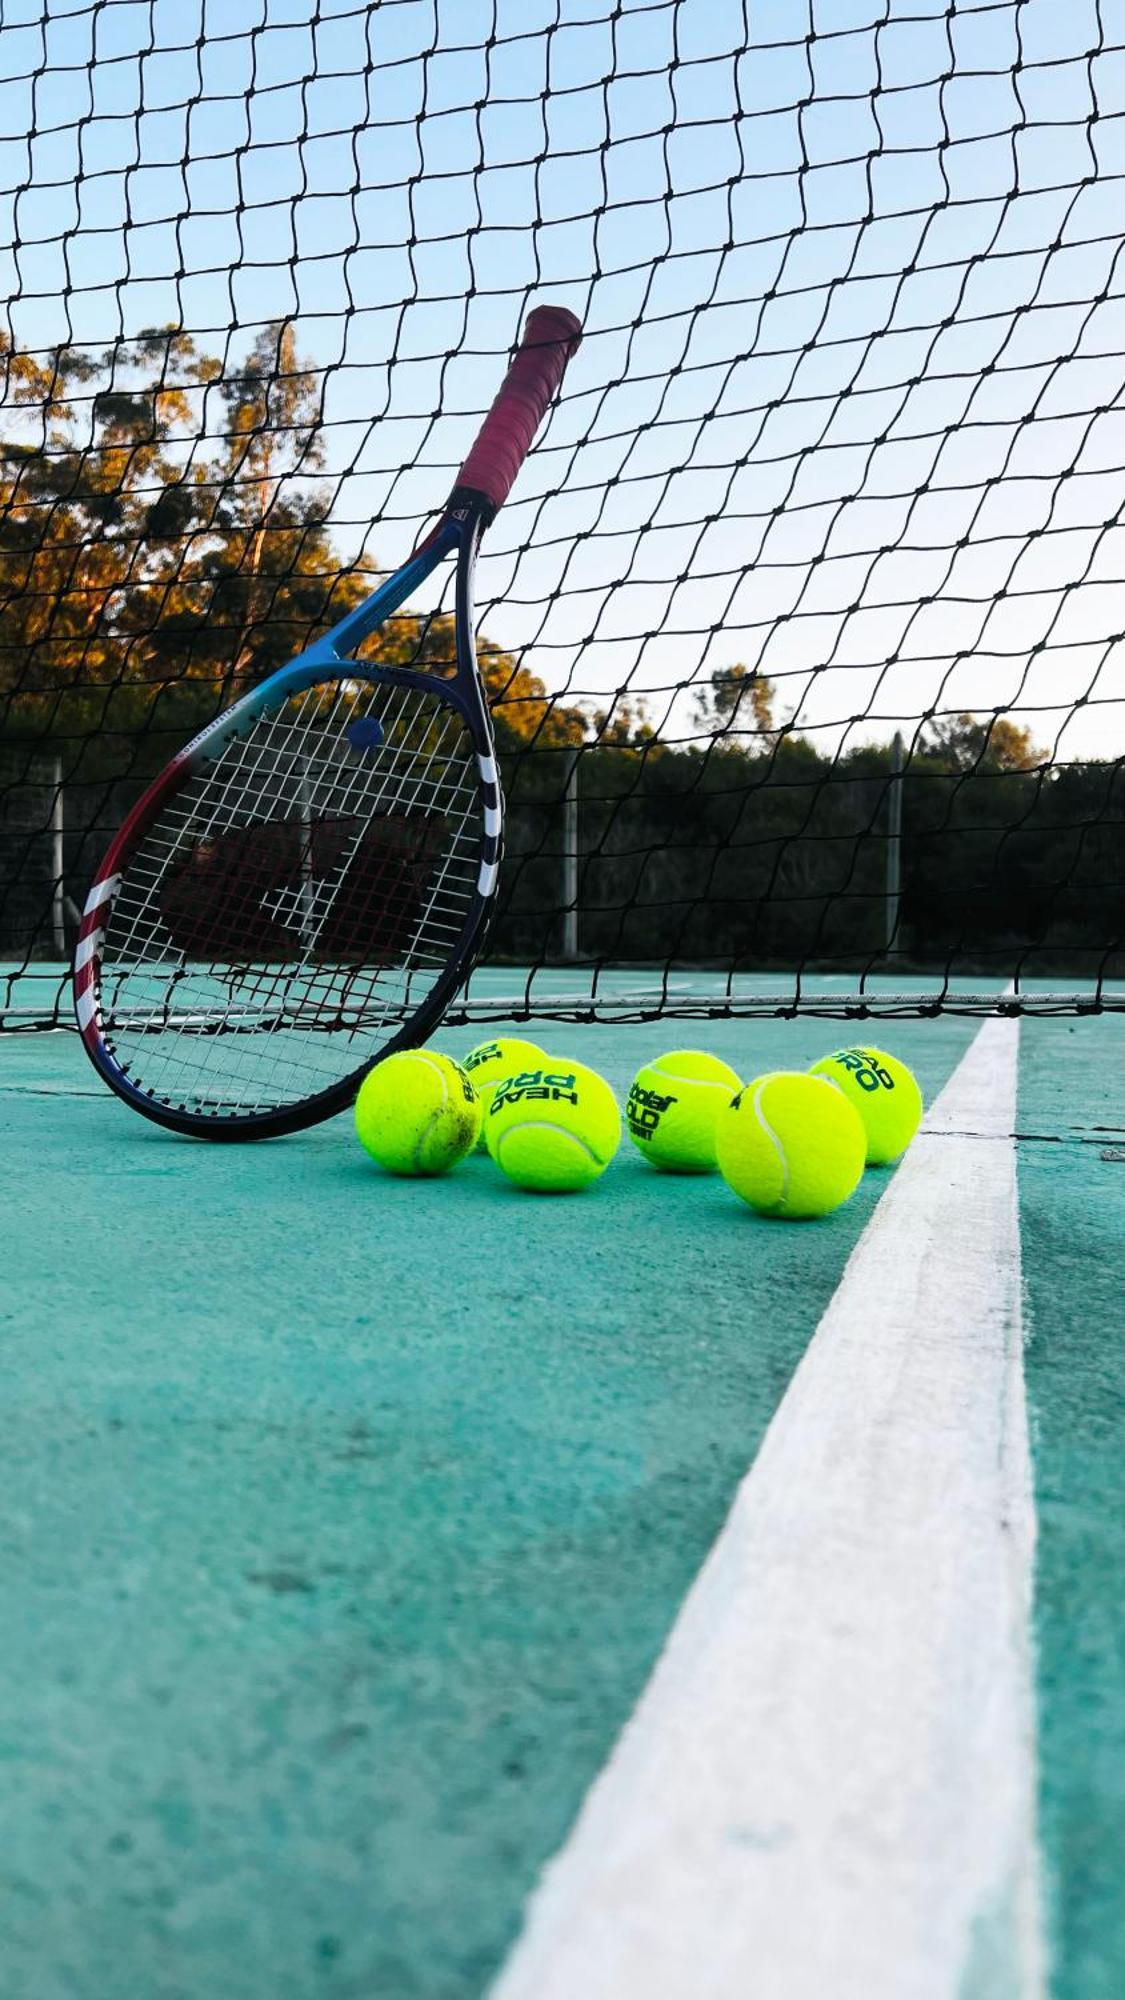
[626,1049,743,1172]
[461,1036,546,1150]
[355,1049,481,1175]
[809,1046,924,1166]
[484,1058,621,1192]
[716,1071,866,1219]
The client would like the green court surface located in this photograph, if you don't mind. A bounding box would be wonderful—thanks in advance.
[1020,1022,1125,2000]
[1,1001,1122,1998]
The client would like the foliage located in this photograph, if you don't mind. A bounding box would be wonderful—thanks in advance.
[692,664,777,741]
[917,713,1044,773]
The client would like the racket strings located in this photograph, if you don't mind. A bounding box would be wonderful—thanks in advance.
[107,755,477,1105]
[116,685,475,989]
[98,679,484,1114]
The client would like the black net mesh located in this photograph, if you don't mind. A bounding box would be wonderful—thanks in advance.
[2,0,1123,1028]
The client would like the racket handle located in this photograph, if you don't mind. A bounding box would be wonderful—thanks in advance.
[450,305,582,521]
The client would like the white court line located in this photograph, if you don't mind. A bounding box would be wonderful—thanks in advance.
[491,1015,1045,2000]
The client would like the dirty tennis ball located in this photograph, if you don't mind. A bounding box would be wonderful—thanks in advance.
[716,1071,866,1220]
[626,1049,743,1172]
[808,1046,924,1166]
[461,1036,546,1151]
[484,1057,621,1192]
[354,1049,481,1176]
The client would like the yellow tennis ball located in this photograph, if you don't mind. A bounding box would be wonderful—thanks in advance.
[626,1049,743,1172]
[809,1046,924,1165]
[716,1071,866,1219]
[461,1036,546,1150]
[354,1049,481,1176]
[484,1057,621,1192]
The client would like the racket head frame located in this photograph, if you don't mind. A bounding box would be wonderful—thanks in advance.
[73,507,502,1139]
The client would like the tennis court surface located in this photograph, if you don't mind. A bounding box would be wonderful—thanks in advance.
[3,0,1125,1991]
[3,976,1123,1999]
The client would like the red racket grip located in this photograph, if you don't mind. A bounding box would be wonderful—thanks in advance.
[450,305,582,521]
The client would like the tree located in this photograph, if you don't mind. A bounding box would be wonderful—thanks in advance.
[0,328,224,744]
[479,642,587,748]
[918,713,1043,773]
[590,697,654,747]
[208,322,329,700]
[692,663,776,741]
[0,323,369,754]
[0,316,591,770]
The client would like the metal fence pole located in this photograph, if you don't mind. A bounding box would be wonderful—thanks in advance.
[885,729,903,956]
[562,745,579,961]
[51,753,66,958]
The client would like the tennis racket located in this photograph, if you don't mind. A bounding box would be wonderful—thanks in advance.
[74,305,582,1138]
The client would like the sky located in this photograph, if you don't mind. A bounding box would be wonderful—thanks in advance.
[1,0,1124,762]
